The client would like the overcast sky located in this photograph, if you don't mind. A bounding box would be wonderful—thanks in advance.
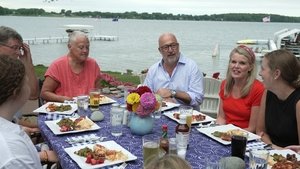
[1,0,299,17]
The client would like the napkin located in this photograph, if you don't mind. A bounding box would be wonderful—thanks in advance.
[246,141,269,151]
[45,113,79,120]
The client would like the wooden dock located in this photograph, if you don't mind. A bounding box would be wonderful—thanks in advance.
[24,35,118,45]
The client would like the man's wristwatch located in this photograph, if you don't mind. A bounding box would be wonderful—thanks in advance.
[170,89,177,98]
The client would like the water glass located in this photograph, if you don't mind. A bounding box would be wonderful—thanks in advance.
[143,135,159,168]
[77,95,89,114]
[231,133,248,160]
[249,149,269,169]
[89,88,101,111]
[169,137,177,154]
[179,105,193,129]
[153,99,162,119]
[110,104,124,136]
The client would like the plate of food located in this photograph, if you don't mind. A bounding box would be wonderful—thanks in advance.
[64,140,137,168]
[33,102,77,115]
[268,149,300,169]
[161,102,180,112]
[197,124,260,145]
[73,95,116,105]
[99,95,116,105]
[45,116,100,135]
[164,110,215,124]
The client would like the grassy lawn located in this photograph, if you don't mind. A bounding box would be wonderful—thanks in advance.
[34,64,140,85]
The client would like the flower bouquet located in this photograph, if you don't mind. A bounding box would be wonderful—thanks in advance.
[126,86,161,135]
[126,85,161,118]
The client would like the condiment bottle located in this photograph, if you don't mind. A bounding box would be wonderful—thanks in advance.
[175,114,190,159]
[160,124,169,154]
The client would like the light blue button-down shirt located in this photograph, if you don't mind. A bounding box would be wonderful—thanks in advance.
[144,53,204,110]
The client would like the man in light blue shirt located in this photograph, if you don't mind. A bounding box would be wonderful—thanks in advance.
[144,33,204,110]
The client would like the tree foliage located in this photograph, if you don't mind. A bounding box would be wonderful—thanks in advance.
[1,6,300,22]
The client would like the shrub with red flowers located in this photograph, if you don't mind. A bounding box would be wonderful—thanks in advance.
[126,86,161,117]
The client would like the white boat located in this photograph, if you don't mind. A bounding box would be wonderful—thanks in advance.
[237,28,300,60]
[212,43,220,57]
[63,24,94,34]
[236,39,277,61]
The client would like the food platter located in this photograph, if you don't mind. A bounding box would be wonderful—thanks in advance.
[45,117,100,135]
[64,141,137,169]
[161,102,180,112]
[73,95,116,105]
[267,149,300,169]
[33,102,77,115]
[164,110,215,124]
[197,124,260,145]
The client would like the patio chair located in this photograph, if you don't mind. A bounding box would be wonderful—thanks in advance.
[200,77,221,118]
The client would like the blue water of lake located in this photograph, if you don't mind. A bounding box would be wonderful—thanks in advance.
[1,16,300,77]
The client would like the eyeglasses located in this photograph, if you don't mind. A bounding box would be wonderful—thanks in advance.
[159,43,179,52]
[0,43,23,52]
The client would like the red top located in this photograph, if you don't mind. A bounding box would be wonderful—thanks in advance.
[219,79,264,128]
[45,55,101,98]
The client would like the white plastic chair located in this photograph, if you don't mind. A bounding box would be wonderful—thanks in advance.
[200,77,221,117]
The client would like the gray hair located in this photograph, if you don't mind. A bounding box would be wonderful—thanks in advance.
[67,31,88,45]
[0,26,23,44]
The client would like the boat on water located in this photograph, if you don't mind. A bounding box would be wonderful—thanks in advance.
[63,24,94,34]
[237,28,300,60]
[112,16,119,22]
[212,43,220,57]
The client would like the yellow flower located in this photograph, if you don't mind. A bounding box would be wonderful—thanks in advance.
[126,93,140,105]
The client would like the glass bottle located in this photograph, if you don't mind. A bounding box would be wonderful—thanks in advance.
[160,124,169,154]
[175,114,190,159]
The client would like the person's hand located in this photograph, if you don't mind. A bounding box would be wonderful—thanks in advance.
[156,88,172,98]
[285,145,300,154]
[19,43,33,66]
[22,126,40,136]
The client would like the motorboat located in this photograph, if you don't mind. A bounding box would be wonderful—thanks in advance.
[237,28,300,60]
[63,24,94,34]
[236,39,277,61]
[274,28,300,58]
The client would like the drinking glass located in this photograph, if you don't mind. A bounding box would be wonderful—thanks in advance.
[179,105,193,129]
[153,99,162,119]
[249,149,269,169]
[77,95,89,114]
[143,135,159,168]
[231,132,248,160]
[169,137,177,154]
[89,88,101,111]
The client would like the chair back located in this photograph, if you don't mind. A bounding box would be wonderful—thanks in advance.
[200,77,221,117]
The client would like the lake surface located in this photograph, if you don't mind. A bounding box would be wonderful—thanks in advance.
[1,16,300,77]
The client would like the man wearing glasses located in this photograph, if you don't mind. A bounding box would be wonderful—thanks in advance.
[144,33,204,110]
[0,26,38,99]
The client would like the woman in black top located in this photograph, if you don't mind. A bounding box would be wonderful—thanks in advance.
[256,49,300,149]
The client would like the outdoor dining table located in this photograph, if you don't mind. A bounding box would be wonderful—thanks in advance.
[38,97,232,169]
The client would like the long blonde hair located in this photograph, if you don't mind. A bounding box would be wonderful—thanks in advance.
[224,45,257,97]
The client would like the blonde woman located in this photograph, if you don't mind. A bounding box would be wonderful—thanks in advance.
[216,45,264,132]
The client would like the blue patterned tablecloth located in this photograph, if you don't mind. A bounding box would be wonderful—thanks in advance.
[38,98,232,169]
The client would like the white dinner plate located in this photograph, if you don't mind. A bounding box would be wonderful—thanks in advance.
[164,110,215,124]
[99,95,117,105]
[45,117,100,135]
[197,124,261,145]
[73,95,116,105]
[161,102,180,112]
[65,140,137,169]
[33,102,77,115]
[247,149,300,169]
